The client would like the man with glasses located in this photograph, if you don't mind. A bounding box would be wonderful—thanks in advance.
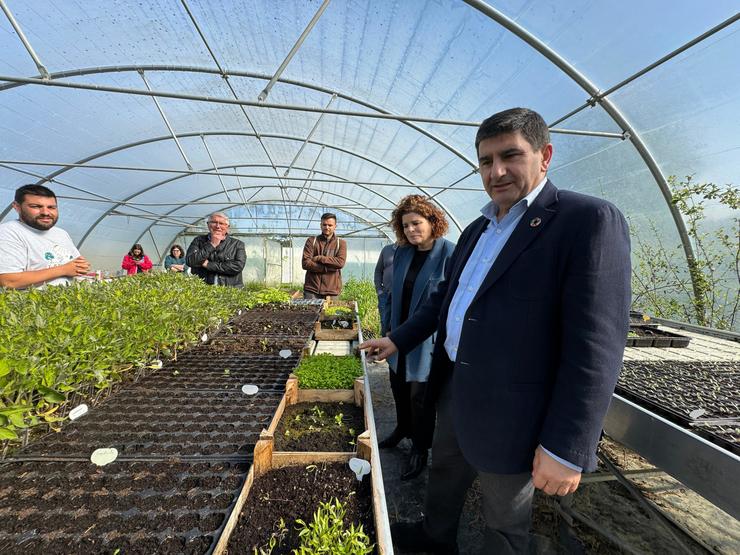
[186,212,246,287]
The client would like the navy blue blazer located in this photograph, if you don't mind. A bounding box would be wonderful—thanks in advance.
[385,238,455,382]
[390,181,631,473]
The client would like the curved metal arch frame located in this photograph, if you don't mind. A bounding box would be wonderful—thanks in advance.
[0,64,477,170]
[22,130,462,244]
[130,182,397,252]
[462,0,704,317]
[79,160,404,248]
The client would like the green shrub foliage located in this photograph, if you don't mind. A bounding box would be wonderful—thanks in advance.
[294,354,363,389]
[0,274,289,440]
[339,278,380,338]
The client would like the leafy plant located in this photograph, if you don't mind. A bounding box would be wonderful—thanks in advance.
[293,497,374,555]
[294,354,363,389]
[0,275,293,442]
[631,175,738,330]
[339,279,380,338]
[324,306,353,317]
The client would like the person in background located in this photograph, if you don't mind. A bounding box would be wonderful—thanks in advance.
[380,195,454,481]
[373,241,397,337]
[361,108,631,554]
[302,212,347,299]
[121,244,153,275]
[164,244,187,273]
[186,212,246,287]
[0,184,90,289]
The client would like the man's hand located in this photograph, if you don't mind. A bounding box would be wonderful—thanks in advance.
[532,446,581,496]
[358,337,398,362]
[62,256,90,277]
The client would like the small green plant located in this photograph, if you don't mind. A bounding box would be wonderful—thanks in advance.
[253,517,289,555]
[294,354,363,389]
[324,306,353,317]
[334,412,344,426]
[293,497,374,555]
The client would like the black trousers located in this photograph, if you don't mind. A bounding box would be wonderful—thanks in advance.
[388,359,435,451]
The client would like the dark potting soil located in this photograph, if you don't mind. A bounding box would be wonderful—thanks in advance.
[274,401,365,452]
[225,463,375,554]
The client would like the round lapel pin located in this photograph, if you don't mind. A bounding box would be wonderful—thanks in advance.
[530,217,542,227]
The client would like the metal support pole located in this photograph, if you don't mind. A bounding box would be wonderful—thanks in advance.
[549,12,740,127]
[285,94,337,177]
[258,0,331,102]
[200,135,231,201]
[0,0,50,79]
[138,70,193,170]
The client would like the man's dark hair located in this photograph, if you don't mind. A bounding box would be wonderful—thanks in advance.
[15,184,56,204]
[320,212,337,222]
[475,108,550,152]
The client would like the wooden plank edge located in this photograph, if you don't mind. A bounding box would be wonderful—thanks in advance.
[212,463,256,555]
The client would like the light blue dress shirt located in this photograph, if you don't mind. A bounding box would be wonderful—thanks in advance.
[443,177,582,472]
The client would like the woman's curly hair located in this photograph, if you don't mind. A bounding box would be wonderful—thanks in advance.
[390,195,449,246]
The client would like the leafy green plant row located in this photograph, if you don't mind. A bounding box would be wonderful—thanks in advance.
[255,497,373,555]
[339,278,380,338]
[294,354,363,390]
[0,274,290,441]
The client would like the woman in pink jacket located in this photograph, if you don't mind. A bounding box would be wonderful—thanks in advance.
[121,243,153,275]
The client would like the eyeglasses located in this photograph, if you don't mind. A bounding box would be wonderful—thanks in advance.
[208,221,229,227]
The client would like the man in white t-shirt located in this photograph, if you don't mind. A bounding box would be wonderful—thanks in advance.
[0,184,90,289]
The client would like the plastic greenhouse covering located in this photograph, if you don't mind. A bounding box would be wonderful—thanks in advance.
[1,1,738,291]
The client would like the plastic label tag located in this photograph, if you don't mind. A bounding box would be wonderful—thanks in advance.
[279,349,292,359]
[69,404,88,421]
[90,447,118,466]
[348,457,371,481]
[241,384,259,395]
[689,408,706,419]
[201,333,208,342]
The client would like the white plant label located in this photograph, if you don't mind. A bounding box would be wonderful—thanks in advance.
[201,333,208,342]
[69,404,88,421]
[689,408,706,419]
[238,310,242,315]
[348,457,371,481]
[90,447,118,466]
[150,359,163,369]
[241,384,259,395]
[279,349,292,359]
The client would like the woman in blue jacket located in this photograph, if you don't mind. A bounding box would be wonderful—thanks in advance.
[380,195,455,480]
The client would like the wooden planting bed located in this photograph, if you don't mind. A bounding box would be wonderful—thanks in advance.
[214,370,393,553]
[0,301,392,554]
[314,299,360,341]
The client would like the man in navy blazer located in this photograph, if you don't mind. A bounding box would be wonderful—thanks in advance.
[361,108,630,554]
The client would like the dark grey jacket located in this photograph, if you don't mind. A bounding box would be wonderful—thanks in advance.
[186,234,246,287]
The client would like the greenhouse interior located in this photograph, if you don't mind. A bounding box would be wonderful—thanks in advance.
[0,1,738,554]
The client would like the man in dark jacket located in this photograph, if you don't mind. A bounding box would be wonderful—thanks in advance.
[302,212,347,299]
[361,108,630,554]
[186,212,246,287]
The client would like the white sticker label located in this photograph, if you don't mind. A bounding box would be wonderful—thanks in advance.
[238,310,242,315]
[90,447,118,467]
[149,359,163,369]
[689,408,706,419]
[69,404,88,421]
[201,333,208,342]
[241,384,259,395]
[348,457,371,481]
[279,349,292,359]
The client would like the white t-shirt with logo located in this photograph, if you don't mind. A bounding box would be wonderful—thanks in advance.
[0,219,80,287]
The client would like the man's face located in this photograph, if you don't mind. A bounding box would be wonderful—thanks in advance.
[208,216,230,237]
[477,131,553,215]
[320,218,336,237]
[13,194,59,231]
